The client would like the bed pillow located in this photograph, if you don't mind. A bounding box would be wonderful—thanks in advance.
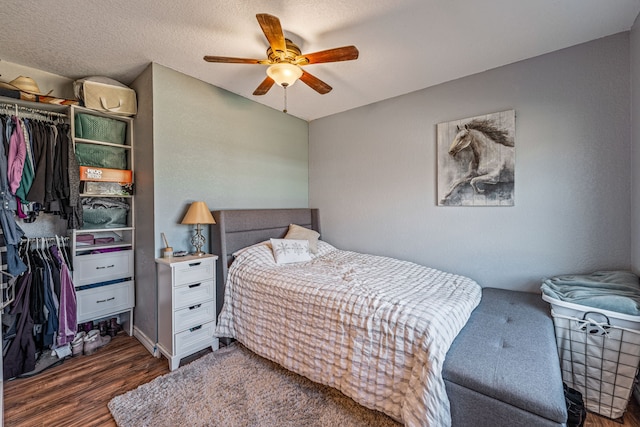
[270,238,312,264]
[284,224,320,254]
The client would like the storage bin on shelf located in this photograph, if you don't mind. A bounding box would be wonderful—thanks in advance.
[75,143,128,170]
[81,197,130,230]
[542,293,640,420]
[80,181,134,196]
[75,112,127,144]
[79,166,132,183]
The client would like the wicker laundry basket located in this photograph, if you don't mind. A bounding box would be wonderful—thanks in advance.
[543,294,640,420]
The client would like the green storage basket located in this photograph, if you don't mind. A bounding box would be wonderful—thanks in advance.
[75,113,127,145]
[75,143,127,170]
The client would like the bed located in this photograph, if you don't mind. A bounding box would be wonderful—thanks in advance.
[212,208,568,427]
[212,208,483,426]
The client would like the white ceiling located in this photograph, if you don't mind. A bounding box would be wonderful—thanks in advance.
[0,0,639,121]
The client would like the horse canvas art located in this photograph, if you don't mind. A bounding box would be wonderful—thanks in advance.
[437,110,515,206]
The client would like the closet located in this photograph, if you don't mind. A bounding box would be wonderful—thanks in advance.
[0,96,136,384]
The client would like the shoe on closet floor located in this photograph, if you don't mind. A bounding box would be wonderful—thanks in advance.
[81,321,93,333]
[71,332,86,357]
[99,320,108,336]
[108,317,121,337]
[83,329,111,355]
[18,351,63,378]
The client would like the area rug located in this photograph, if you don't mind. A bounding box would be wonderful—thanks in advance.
[108,343,400,427]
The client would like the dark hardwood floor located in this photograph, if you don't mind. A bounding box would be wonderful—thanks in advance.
[3,333,640,426]
[4,333,169,427]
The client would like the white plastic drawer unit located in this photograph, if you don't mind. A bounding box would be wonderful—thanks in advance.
[74,250,134,286]
[173,258,215,286]
[76,280,134,323]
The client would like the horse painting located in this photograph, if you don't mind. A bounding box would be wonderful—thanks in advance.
[439,117,515,205]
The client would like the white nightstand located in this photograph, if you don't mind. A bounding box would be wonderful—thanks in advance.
[155,254,219,370]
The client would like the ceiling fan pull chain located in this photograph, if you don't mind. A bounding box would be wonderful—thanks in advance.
[283,85,288,114]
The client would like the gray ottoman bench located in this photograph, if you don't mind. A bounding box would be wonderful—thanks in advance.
[443,288,568,427]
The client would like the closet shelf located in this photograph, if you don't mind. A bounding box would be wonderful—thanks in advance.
[75,241,132,252]
[78,226,134,233]
[79,193,132,198]
[74,137,132,148]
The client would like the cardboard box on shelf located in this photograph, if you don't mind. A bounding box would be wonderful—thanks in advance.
[79,166,132,183]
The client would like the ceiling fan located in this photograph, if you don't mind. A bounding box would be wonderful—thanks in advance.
[203,13,359,97]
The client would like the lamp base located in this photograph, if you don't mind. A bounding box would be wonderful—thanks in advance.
[190,224,207,257]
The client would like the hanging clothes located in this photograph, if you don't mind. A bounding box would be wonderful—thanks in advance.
[53,124,69,207]
[66,123,83,230]
[0,116,27,277]
[3,268,36,380]
[26,120,50,204]
[0,106,83,231]
[29,248,47,349]
[2,237,76,378]
[7,116,26,196]
[0,103,80,377]
[51,244,76,346]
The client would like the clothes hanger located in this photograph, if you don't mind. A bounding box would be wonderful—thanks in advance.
[55,235,71,267]
[0,269,15,278]
[24,238,31,274]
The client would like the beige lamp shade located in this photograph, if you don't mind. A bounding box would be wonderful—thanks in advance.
[181,201,216,225]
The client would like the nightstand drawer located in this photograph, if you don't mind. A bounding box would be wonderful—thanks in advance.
[174,320,216,355]
[173,279,214,309]
[174,299,215,332]
[76,280,134,322]
[174,258,215,286]
[74,250,133,286]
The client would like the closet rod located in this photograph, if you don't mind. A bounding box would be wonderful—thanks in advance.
[0,102,67,118]
[22,236,70,244]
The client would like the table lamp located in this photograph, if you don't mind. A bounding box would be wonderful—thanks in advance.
[181,201,216,256]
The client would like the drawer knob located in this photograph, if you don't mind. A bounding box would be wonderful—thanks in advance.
[189,304,202,310]
[188,283,201,289]
[96,264,115,270]
[96,297,115,303]
[188,262,201,267]
[190,325,202,333]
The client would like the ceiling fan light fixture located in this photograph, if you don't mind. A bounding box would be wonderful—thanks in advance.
[267,63,303,87]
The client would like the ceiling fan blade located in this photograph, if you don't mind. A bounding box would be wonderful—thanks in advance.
[253,76,275,96]
[300,71,332,94]
[203,56,261,64]
[298,46,359,64]
[256,13,286,54]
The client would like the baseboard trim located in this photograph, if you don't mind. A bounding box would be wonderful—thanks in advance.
[133,327,159,358]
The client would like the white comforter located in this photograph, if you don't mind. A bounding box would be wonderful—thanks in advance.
[216,241,482,426]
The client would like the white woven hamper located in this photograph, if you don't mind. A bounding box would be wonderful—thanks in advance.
[543,295,640,420]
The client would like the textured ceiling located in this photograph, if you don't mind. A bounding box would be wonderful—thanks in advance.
[0,0,639,121]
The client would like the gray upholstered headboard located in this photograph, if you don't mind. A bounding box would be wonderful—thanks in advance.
[210,208,320,314]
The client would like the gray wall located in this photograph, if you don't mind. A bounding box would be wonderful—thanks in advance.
[130,65,156,343]
[632,16,640,273]
[151,63,309,257]
[309,33,631,292]
[131,63,309,342]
